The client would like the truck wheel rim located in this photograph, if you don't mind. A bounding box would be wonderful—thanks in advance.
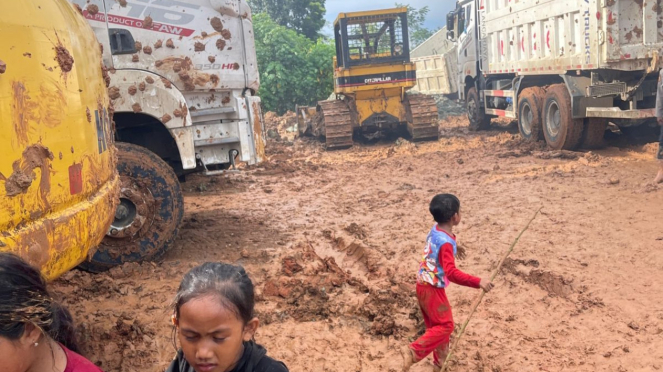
[106,176,156,241]
[521,102,533,136]
[468,99,478,123]
[546,101,561,139]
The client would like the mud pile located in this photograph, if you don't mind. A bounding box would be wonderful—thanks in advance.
[264,111,298,142]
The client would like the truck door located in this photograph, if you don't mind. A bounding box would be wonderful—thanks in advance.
[457,1,478,99]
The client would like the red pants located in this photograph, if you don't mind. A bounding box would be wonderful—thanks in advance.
[409,283,454,367]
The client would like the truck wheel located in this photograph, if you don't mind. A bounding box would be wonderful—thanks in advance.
[467,87,491,131]
[517,87,545,142]
[581,118,608,149]
[542,85,584,150]
[79,142,184,272]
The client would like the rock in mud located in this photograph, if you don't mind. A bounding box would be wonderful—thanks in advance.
[161,78,172,88]
[282,257,303,276]
[86,107,91,123]
[221,29,232,40]
[118,0,127,6]
[131,103,142,113]
[208,56,216,63]
[73,3,83,15]
[0,60,6,74]
[132,54,139,62]
[145,76,155,84]
[166,39,175,48]
[135,41,142,51]
[128,85,137,95]
[138,82,146,92]
[154,40,163,49]
[194,42,205,52]
[161,114,172,123]
[143,46,152,55]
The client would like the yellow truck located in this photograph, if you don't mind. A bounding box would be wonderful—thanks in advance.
[0,0,119,280]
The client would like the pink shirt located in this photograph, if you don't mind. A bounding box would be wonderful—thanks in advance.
[62,345,104,372]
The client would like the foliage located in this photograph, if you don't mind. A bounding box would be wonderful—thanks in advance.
[253,13,335,115]
[395,3,439,49]
[249,0,326,40]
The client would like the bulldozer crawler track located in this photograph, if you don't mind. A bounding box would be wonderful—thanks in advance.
[406,95,440,142]
[319,100,354,150]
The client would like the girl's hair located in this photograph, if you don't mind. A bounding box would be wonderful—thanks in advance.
[0,253,79,352]
[173,262,255,325]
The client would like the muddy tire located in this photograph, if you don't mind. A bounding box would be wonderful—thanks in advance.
[542,85,584,150]
[581,118,608,149]
[467,87,491,131]
[79,142,184,272]
[517,87,545,142]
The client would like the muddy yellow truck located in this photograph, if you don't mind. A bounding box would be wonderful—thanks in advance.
[0,0,119,280]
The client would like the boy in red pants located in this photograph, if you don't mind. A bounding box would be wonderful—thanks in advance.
[402,194,494,372]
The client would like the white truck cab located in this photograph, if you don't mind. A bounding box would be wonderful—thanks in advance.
[70,0,265,271]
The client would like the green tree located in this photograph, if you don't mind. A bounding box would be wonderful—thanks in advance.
[395,3,439,48]
[249,0,326,40]
[253,13,335,114]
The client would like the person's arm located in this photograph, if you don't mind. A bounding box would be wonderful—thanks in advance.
[656,70,663,124]
[439,243,481,288]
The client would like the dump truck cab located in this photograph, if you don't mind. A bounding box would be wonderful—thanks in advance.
[0,0,119,280]
[68,0,266,271]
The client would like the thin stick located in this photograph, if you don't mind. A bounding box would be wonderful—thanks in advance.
[441,207,543,372]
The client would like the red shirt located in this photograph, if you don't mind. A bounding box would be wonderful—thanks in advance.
[63,345,104,372]
[435,227,481,288]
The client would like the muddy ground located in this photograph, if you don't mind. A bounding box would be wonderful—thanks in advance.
[53,113,663,372]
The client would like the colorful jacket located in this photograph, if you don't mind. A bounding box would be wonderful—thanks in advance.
[417,225,457,288]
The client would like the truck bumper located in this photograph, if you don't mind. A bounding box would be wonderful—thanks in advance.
[586,107,656,119]
[0,173,120,281]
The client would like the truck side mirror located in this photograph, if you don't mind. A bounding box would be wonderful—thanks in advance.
[447,12,455,31]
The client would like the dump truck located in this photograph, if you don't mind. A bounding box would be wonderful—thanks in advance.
[0,0,119,280]
[448,0,663,149]
[69,0,265,271]
[297,8,440,149]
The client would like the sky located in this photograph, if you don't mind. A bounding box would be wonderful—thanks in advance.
[322,0,456,36]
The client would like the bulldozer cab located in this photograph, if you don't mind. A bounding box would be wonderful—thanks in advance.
[334,8,410,68]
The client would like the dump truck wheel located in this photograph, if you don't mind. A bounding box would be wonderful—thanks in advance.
[542,85,584,150]
[79,142,184,272]
[517,87,545,142]
[581,118,608,149]
[467,87,491,131]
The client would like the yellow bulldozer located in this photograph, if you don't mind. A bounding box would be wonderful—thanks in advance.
[297,8,440,150]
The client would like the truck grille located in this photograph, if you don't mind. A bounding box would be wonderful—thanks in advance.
[587,82,627,98]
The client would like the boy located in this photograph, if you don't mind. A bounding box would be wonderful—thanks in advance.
[402,194,494,372]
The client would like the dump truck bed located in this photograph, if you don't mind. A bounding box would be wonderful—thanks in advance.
[482,0,663,75]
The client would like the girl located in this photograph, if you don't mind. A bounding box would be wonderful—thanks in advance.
[167,262,288,372]
[0,252,103,372]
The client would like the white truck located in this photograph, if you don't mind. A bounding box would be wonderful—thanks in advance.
[447,0,663,150]
[70,0,265,271]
